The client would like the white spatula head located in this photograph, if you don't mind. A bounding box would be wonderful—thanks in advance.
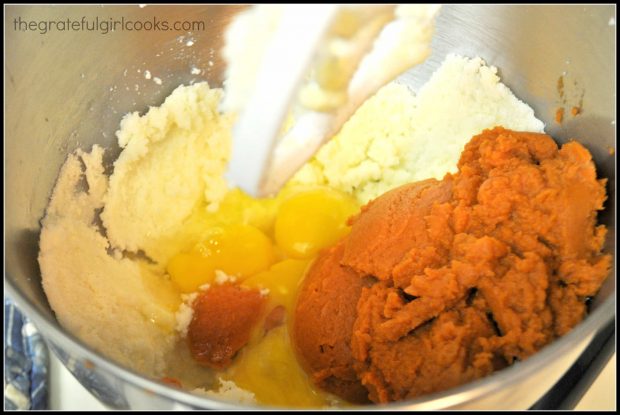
[223,5,441,198]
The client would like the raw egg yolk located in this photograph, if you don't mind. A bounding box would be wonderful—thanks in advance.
[165,186,358,407]
[274,188,358,259]
[167,252,214,294]
[242,259,311,313]
[194,224,276,278]
[224,325,331,408]
[167,224,275,293]
[229,259,344,407]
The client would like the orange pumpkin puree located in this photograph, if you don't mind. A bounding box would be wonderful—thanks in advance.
[188,284,266,369]
[294,127,611,403]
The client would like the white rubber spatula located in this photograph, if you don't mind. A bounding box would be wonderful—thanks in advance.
[223,4,441,198]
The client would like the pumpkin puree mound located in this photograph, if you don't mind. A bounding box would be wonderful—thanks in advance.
[293,127,611,404]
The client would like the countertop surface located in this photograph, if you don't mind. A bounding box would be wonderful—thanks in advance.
[49,352,616,410]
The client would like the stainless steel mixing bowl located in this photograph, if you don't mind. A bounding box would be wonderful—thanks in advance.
[5,4,616,410]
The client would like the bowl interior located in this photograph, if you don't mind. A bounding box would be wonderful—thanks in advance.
[5,4,616,409]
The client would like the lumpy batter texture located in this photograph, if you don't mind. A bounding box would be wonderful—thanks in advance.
[291,54,544,204]
[293,127,611,403]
